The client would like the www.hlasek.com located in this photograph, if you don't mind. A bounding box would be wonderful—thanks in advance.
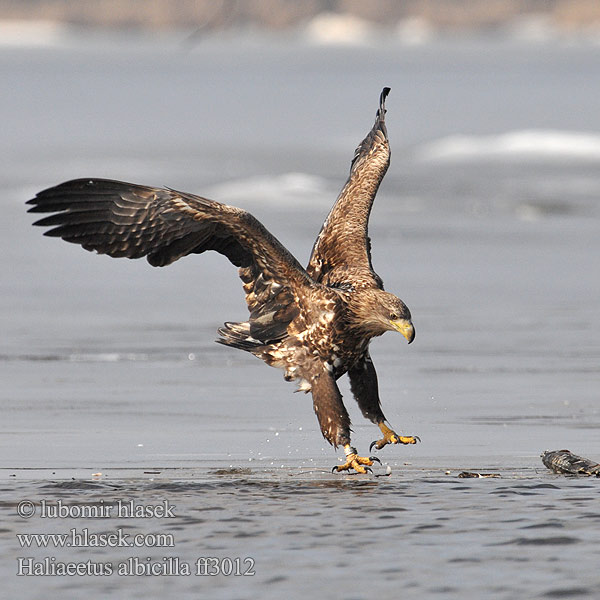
[15,499,255,577]
[17,528,175,549]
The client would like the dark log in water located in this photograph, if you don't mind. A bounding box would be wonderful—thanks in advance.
[541,450,600,476]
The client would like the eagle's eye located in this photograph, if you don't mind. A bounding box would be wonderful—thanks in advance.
[389,312,399,321]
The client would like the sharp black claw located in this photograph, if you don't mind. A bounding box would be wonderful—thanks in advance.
[370,456,381,465]
[332,466,339,473]
[415,436,421,443]
[365,467,373,474]
[369,440,378,452]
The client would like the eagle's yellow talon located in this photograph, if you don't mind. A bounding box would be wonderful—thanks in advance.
[370,423,420,452]
[333,448,380,474]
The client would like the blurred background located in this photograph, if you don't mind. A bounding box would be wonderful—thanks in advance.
[3,0,600,33]
[1,0,599,469]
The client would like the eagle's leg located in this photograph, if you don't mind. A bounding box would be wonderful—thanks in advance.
[348,353,420,453]
[310,370,377,474]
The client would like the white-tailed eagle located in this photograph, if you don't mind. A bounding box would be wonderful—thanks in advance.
[27,88,418,473]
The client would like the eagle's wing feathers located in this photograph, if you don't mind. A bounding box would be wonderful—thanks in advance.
[27,178,227,265]
[27,178,310,342]
[307,87,391,288]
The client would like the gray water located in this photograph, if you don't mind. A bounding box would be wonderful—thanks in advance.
[1,31,600,599]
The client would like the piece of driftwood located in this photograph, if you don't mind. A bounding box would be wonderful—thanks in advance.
[457,471,500,478]
[541,449,600,476]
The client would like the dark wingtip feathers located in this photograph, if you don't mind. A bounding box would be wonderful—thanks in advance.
[378,87,391,120]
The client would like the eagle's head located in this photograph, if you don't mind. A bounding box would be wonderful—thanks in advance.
[349,289,415,342]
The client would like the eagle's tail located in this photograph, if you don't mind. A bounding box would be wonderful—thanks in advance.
[216,321,264,352]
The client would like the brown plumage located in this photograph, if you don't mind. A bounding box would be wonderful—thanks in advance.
[27,87,418,473]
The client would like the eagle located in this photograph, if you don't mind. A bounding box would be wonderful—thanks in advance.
[27,87,418,474]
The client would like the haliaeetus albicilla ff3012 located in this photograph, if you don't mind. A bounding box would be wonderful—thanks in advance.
[27,87,419,474]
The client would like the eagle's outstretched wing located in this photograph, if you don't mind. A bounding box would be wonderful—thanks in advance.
[307,87,391,289]
[27,178,311,342]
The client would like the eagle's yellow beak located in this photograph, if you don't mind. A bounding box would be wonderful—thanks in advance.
[391,319,415,344]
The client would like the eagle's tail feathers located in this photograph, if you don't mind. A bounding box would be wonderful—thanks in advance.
[216,321,264,352]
